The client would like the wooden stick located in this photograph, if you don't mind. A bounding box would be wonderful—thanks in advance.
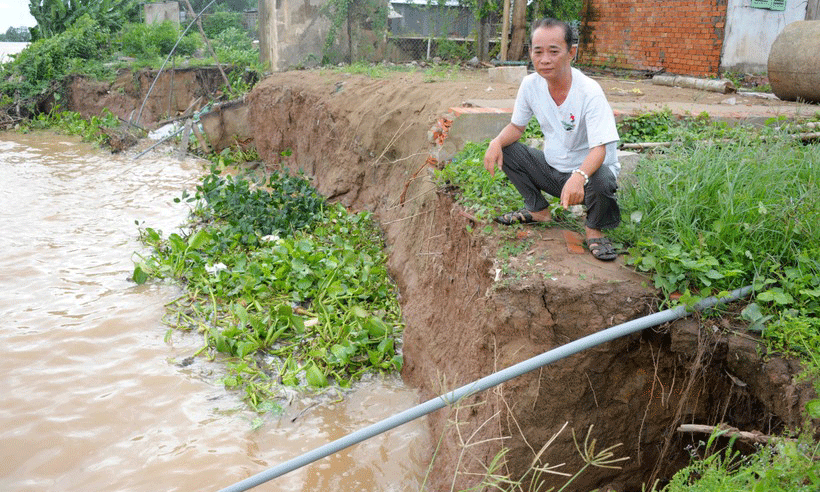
[677,423,797,445]
[621,141,671,150]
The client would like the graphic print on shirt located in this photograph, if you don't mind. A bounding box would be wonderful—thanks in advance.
[561,112,576,131]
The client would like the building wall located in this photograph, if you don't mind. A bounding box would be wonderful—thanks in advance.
[578,0,729,77]
[144,1,180,25]
[259,0,329,72]
[809,0,820,19]
[721,0,808,73]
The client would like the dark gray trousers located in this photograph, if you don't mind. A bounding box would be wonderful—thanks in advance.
[501,142,621,230]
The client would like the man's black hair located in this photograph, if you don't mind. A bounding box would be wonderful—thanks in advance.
[531,18,574,48]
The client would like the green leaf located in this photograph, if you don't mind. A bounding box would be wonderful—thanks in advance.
[305,364,328,387]
[758,289,795,305]
[741,302,764,322]
[237,341,257,358]
[367,350,381,365]
[377,338,394,356]
[364,317,387,337]
[233,303,249,327]
[806,399,820,419]
[168,233,186,254]
[800,287,820,298]
[187,229,210,250]
[132,265,148,284]
[330,343,353,365]
[265,325,288,345]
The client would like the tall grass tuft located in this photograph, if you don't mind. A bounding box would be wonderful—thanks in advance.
[612,128,819,316]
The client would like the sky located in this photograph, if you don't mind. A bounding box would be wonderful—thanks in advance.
[0,1,36,34]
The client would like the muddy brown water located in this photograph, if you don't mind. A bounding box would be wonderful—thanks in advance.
[0,132,428,491]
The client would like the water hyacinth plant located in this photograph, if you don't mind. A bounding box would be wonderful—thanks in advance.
[133,166,403,411]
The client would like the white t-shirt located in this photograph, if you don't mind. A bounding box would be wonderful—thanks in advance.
[511,68,621,178]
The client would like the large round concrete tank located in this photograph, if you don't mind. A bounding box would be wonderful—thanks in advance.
[768,20,820,103]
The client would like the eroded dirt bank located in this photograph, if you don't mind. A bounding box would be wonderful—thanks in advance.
[63,67,817,489]
[243,70,816,491]
[64,67,234,126]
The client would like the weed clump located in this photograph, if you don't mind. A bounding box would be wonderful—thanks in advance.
[612,125,819,318]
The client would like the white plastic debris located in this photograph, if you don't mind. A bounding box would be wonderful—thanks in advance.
[148,123,180,140]
[205,262,228,276]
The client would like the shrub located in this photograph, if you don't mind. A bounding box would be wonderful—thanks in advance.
[0,15,111,103]
[435,39,473,61]
[117,21,200,58]
[212,27,258,67]
[202,11,245,39]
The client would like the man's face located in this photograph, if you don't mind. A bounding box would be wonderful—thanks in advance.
[530,26,576,82]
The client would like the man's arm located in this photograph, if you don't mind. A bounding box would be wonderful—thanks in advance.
[483,123,526,176]
[560,144,606,208]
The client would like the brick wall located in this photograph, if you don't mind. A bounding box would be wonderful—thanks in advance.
[578,0,728,77]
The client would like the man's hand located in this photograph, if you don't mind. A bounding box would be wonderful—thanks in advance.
[560,172,585,208]
[561,146,605,207]
[483,140,503,176]
[482,124,524,176]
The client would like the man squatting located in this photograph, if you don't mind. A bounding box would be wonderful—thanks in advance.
[483,18,621,261]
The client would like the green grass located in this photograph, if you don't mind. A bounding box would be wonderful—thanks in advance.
[609,119,820,420]
[611,127,819,317]
[662,429,820,491]
[435,140,523,221]
[322,60,464,81]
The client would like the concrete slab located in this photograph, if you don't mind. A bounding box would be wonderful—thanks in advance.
[439,107,512,162]
[610,101,815,124]
[460,96,814,124]
[463,99,515,110]
[488,66,528,85]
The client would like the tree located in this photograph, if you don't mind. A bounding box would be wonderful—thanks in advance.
[28,0,139,40]
[508,0,527,60]
[532,0,583,22]
[188,0,257,12]
[504,0,583,60]
[470,0,501,62]
[1,26,32,42]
